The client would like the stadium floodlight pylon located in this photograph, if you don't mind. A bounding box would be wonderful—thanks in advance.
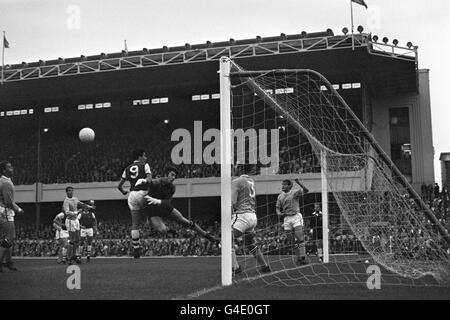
[219,56,450,287]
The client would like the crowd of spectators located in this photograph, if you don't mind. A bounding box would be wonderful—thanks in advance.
[13,209,449,259]
[421,183,449,226]
[2,118,325,185]
[13,212,364,258]
[1,120,225,185]
[12,237,221,258]
[13,218,221,257]
[360,184,450,256]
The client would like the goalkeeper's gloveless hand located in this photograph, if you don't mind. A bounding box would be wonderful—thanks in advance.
[145,195,161,206]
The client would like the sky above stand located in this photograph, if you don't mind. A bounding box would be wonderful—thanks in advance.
[1,0,449,184]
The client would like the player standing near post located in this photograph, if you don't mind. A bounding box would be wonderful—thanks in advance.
[0,161,23,272]
[310,203,323,261]
[230,164,271,275]
[117,149,152,258]
[78,200,97,262]
[63,186,93,264]
[53,211,69,264]
[144,166,217,243]
[276,178,309,265]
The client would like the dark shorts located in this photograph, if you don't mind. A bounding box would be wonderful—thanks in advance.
[146,203,174,218]
[0,220,16,240]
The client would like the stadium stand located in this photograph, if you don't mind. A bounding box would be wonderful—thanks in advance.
[3,124,319,185]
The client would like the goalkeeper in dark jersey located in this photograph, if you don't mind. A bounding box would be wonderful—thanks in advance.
[143,166,217,243]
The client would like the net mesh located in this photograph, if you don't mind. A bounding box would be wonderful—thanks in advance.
[228,61,450,286]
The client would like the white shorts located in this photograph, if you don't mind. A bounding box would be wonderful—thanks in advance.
[65,219,80,232]
[232,212,257,233]
[55,230,69,240]
[80,228,94,238]
[127,190,148,211]
[283,213,304,231]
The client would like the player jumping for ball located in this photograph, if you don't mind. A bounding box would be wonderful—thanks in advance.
[276,178,309,265]
[117,149,152,258]
[143,166,218,243]
[231,164,271,275]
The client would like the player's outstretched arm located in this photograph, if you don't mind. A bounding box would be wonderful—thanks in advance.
[77,200,94,210]
[145,195,175,213]
[294,178,309,197]
[145,195,162,206]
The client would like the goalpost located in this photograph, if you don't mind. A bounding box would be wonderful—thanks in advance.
[219,57,450,287]
[320,150,330,264]
[220,57,233,286]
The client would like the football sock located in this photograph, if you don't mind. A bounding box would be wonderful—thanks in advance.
[3,248,12,264]
[58,247,63,261]
[131,230,140,249]
[67,243,73,259]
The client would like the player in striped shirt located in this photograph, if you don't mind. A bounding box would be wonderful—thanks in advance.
[276,178,309,265]
[53,211,69,264]
[231,164,270,274]
[117,149,152,258]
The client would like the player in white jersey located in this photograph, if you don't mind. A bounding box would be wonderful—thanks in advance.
[63,186,94,264]
[276,178,309,265]
[231,164,270,275]
[53,212,69,264]
[117,148,152,258]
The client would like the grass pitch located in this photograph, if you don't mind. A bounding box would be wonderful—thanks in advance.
[1,257,449,300]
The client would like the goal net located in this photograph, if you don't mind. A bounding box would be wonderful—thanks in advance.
[219,57,450,287]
